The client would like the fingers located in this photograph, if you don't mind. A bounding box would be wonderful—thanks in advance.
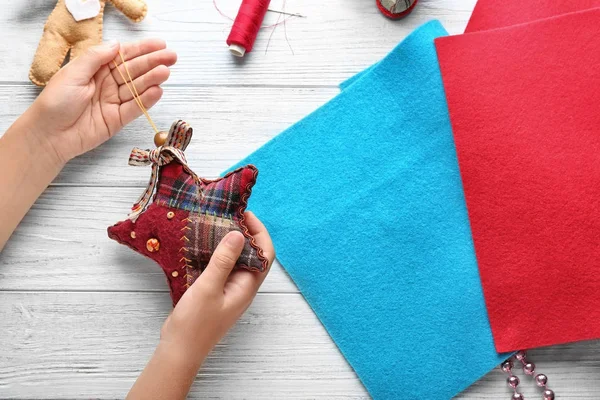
[111,39,167,66]
[119,86,163,126]
[118,65,170,102]
[199,231,246,291]
[68,41,120,84]
[223,212,275,305]
[111,39,176,125]
[111,48,177,85]
[244,211,275,265]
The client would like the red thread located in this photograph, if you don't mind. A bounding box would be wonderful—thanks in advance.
[226,0,271,55]
[213,0,293,28]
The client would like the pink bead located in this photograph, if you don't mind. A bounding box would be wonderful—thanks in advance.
[535,373,548,387]
[523,362,535,375]
[501,359,513,372]
[507,375,519,388]
[512,393,524,400]
[515,350,527,361]
[543,389,555,400]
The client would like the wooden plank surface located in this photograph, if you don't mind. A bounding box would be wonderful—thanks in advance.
[1,0,599,398]
[0,0,476,86]
[1,292,599,399]
[0,186,297,293]
[0,292,367,399]
[0,85,338,185]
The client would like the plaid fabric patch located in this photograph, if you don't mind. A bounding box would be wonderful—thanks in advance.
[155,164,201,211]
[155,162,257,218]
[185,261,204,287]
[187,213,263,270]
[154,161,267,272]
[199,171,244,218]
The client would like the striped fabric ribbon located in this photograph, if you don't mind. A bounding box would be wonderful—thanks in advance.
[128,120,193,220]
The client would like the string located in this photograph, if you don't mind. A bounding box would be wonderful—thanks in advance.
[112,51,160,135]
[267,9,305,18]
[265,0,283,54]
[213,0,300,27]
[282,0,294,55]
[264,0,294,55]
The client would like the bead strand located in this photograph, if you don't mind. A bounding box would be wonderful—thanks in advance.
[515,351,555,400]
[501,358,525,400]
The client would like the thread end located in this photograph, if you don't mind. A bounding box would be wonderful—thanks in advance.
[229,44,246,57]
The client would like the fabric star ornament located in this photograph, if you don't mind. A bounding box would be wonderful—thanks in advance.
[108,120,268,305]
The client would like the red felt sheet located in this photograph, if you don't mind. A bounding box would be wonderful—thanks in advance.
[465,0,600,32]
[435,8,600,352]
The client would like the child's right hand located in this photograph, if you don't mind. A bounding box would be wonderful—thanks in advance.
[26,39,177,166]
[159,212,275,366]
[127,212,275,399]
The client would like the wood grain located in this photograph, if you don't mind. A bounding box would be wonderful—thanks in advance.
[0,0,476,86]
[1,0,599,398]
[0,292,367,399]
[0,85,337,185]
[1,292,598,399]
[0,186,297,293]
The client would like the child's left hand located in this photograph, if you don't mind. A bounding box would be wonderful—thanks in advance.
[0,39,175,250]
[29,39,177,164]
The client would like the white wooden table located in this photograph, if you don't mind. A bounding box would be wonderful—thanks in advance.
[1,0,599,398]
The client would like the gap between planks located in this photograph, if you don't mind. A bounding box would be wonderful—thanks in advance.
[0,81,343,89]
[0,289,298,295]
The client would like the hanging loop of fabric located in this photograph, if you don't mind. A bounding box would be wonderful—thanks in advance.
[126,121,194,221]
[128,146,186,168]
[112,51,195,221]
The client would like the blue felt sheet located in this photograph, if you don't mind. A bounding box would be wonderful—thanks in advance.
[230,21,507,399]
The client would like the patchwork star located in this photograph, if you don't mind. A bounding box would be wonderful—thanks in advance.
[108,121,267,305]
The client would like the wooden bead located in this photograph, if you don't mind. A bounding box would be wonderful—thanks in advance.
[146,238,160,252]
[167,211,175,220]
[130,231,136,239]
[153,131,169,147]
[171,271,179,278]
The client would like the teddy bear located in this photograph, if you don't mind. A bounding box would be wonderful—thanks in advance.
[29,0,148,86]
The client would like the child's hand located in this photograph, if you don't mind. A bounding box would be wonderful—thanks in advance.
[159,212,275,364]
[29,39,177,164]
[0,39,175,250]
[127,212,275,399]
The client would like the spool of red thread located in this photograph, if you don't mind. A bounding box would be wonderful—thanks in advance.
[226,0,271,57]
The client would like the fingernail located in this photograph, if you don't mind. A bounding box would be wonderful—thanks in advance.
[224,231,244,247]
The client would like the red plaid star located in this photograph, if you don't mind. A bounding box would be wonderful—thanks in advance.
[108,121,267,305]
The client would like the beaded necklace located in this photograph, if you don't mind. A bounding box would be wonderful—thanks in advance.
[501,351,555,400]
